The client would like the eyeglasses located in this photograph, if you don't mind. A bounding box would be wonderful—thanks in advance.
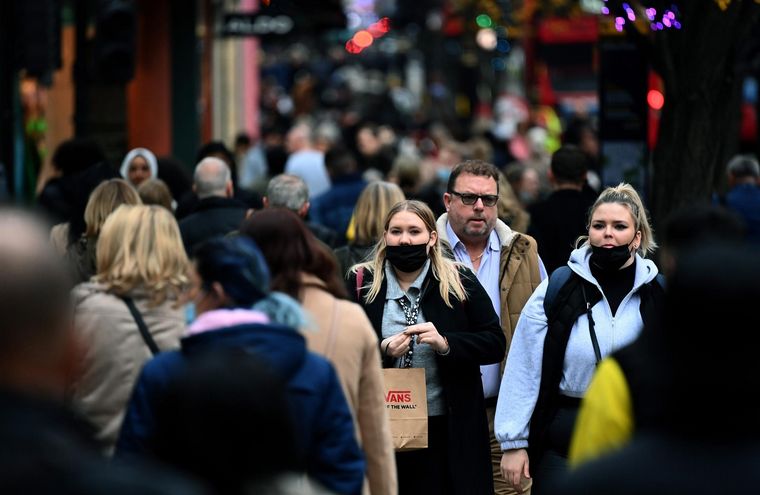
[449,191,499,207]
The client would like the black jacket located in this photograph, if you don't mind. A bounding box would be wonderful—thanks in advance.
[178,196,248,254]
[528,188,595,274]
[348,264,505,494]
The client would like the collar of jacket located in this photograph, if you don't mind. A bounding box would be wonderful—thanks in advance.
[301,272,328,291]
[436,213,518,253]
[193,196,248,213]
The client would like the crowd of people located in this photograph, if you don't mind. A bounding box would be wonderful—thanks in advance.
[0,114,757,495]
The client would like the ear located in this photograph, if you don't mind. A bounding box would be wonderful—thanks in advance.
[262,197,269,208]
[443,192,452,212]
[225,181,234,198]
[192,184,197,194]
[429,230,438,247]
[210,281,230,306]
[298,202,310,218]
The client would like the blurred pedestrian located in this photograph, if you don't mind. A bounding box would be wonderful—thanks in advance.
[118,236,365,495]
[241,209,397,495]
[151,350,301,495]
[721,153,760,244]
[497,172,530,234]
[69,205,189,454]
[175,141,263,219]
[120,147,158,188]
[336,181,405,277]
[66,179,142,284]
[264,173,339,248]
[504,163,540,209]
[39,137,112,226]
[349,200,506,494]
[137,178,174,212]
[496,183,662,494]
[310,146,367,246]
[0,209,201,495]
[528,145,595,274]
[285,122,331,198]
[179,157,249,254]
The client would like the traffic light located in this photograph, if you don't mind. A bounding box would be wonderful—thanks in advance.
[95,0,136,83]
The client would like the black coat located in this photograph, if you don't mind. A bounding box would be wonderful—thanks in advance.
[348,265,505,494]
[528,188,595,274]
[0,390,202,495]
[178,196,248,254]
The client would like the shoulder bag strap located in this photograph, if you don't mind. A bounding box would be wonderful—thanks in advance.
[580,283,602,365]
[121,296,161,356]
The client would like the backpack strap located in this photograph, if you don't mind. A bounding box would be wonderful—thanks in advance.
[543,266,574,320]
[121,296,161,356]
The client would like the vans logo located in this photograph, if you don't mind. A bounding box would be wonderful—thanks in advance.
[385,390,412,403]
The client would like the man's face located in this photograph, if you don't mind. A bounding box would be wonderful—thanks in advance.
[443,173,499,243]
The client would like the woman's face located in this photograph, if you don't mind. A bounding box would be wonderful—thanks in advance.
[384,210,437,252]
[588,202,641,250]
[128,156,152,186]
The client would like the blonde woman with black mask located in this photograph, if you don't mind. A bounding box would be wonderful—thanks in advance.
[495,183,662,494]
[349,199,505,494]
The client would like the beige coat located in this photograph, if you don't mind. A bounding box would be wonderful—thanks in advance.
[68,282,185,454]
[299,274,397,495]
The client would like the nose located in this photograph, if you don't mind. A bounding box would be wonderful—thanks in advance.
[604,226,614,237]
[399,232,412,245]
[473,197,485,210]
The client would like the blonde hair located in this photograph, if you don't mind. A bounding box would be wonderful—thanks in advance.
[95,205,190,305]
[578,182,657,256]
[84,179,142,237]
[352,181,406,246]
[137,179,173,211]
[497,172,530,233]
[352,200,467,307]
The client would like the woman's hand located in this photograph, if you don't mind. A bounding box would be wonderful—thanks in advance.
[404,322,449,354]
[500,448,530,493]
[380,332,413,358]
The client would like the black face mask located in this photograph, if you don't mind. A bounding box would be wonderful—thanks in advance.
[590,243,634,272]
[386,243,429,273]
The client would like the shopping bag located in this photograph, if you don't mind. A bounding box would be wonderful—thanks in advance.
[382,367,428,451]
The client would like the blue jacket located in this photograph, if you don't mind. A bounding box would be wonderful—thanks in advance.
[116,322,365,495]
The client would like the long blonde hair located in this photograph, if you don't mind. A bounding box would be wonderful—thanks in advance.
[95,205,190,305]
[577,182,657,256]
[352,200,467,307]
[84,179,142,237]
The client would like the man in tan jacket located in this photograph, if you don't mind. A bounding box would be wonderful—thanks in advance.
[437,160,545,494]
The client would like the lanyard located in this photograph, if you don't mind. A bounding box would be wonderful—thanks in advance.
[397,294,421,368]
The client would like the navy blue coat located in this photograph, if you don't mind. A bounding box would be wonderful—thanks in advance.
[116,322,365,495]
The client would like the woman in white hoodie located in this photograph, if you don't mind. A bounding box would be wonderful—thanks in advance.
[120,147,158,187]
[495,183,662,494]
